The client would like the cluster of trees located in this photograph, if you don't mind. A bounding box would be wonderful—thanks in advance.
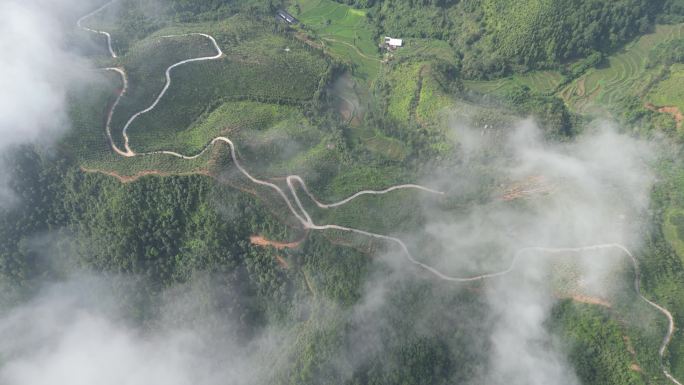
[550,301,647,385]
[660,0,684,23]
[648,37,684,67]
[89,0,276,54]
[502,86,578,139]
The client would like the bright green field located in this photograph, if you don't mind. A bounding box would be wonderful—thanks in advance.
[647,64,684,112]
[289,0,381,82]
[416,68,455,125]
[383,62,455,127]
[386,63,422,123]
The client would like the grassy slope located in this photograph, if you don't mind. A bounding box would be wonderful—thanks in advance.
[647,63,684,111]
[290,0,380,82]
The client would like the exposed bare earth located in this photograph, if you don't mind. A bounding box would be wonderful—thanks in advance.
[249,235,304,250]
[570,294,611,308]
[501,175,555,201]
[646,102,684,129]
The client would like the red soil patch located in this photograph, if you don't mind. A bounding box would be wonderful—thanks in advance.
[645,102,683,129]
[250,235,303,250]
[570,294,611,308]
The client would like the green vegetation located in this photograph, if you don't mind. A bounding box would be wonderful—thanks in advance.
[108,33,219,150]
[551,302,646,385]
[289,0,381,82]
[560,23,684,114]
[79,0,275,54]
[0,146,297,321]
[122,24,330,153]
[9,1,684,383]
[647,63,684,111]
[363,0,671,79]
[464,71,563,96]
[664,208,684,264]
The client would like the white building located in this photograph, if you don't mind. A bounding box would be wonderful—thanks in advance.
[384,37,403,49]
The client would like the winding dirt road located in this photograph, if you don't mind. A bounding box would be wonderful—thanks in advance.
[76,2,117,58]
[80,4,681,384]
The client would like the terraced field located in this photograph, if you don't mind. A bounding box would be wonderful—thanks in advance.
[560,23,684,113]
[463,70,563,95]
[290,0,381,82]
[463,23,684,119]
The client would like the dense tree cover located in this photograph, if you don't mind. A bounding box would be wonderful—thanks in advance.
[660,0,684,23]
[550,302,646,385]
[0,146,296,327]
[298,233,369,306]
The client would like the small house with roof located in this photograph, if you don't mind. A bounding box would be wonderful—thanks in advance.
[277,9,299,24]
[383,37,403,49]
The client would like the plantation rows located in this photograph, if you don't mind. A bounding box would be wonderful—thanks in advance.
[120,33,329,153]
[109,34,218,150]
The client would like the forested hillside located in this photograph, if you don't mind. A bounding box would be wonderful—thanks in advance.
[2,0,684,384]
